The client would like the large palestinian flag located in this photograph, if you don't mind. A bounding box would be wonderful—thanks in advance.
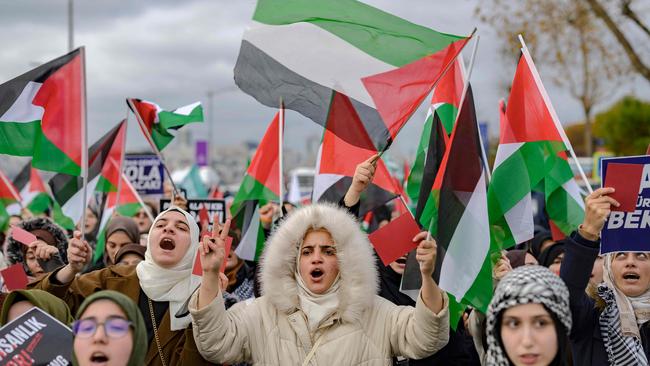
[0,169,21,232]
[488,48,584,250]
[401,85,492,328]
[127,99,203,151]
[234,0,470,151]
[0,48,85,176]
[6,162,51,216]
[230,111,282,261]
[312,92,400,216]
[48,121,126,226]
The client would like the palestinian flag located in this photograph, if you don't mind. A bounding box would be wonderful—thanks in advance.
[6,162,51,216]
[402,86,492,328]
[405,59,464,211]
[0,169,21,232]
[231,111,282,261]
[94,172,147,263]
[180,165,208,199]
[127,99,203,151]
[312,92,400,216]
[0,48,85,176]
[234,0,471,151]
[95,119,127,195]
[488,48,584,250]
[48,121,125,226]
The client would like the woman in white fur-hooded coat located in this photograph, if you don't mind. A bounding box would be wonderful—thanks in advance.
[189,203,450,365]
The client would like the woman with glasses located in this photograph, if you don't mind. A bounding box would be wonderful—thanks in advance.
[72,290,146,366]
[32,207,216,366]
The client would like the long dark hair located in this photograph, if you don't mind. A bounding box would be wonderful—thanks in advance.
[494,304,569,366]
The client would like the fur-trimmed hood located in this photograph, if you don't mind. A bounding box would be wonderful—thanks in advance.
[6,217,69,271]
[260,203,378,324]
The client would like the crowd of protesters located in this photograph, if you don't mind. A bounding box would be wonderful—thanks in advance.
[0,155,641,366]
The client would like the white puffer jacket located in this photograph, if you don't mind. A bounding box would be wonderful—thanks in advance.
[189,203,449,365]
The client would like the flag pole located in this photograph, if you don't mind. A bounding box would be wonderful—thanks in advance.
[126,98,181,199]
[517,34,593,194]
[79,46,89,240]
[278,100,285,218]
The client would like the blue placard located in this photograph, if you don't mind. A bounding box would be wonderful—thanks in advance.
[124,155,165,195]
[601,155,650,253]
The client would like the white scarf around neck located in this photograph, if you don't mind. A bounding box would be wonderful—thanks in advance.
[295,272,341,332]
[136,207,201,331]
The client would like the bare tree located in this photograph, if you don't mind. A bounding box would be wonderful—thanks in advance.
[477,0,631,156]
[583,0,650,82]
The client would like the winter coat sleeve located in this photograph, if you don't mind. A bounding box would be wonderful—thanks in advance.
[188,290,256,364]
[560,231,600,339]
[382,291,450,359]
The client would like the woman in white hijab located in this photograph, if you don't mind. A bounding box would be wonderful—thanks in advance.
[189,203,450,365]
[32,206,216,366]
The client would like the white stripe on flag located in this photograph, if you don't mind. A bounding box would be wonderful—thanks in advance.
[62,175,99,225]
[439,171,490,301]
[493,142,523,170]
[504,192,535,244]
[312,174,343,203]
[173,102,200,116]
[235,205,261,262]
[563,179,585,209]
[0,82,45,123]
[244,21,395,108]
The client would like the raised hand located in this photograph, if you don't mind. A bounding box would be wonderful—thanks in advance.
[414,231,437,278]
[67,231,92,273]
[343,154,379,207]
[200,214,231,280]
[580,187,620,241]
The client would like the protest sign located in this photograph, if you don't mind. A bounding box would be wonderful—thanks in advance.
[160,199,226,232]
[601,156,650,253]
[124,155,165,195]
[0,307,72,365]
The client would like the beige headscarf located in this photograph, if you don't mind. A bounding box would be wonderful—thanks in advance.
[294,230,342,332]
[603,253,650,337]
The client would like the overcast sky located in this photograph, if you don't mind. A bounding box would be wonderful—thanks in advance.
[1,0,648,166]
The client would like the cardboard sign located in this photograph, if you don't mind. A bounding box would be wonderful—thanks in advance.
[124,155,165,195]
[0,264,28,291]
[160,199,226,232]
[369,213,421,266]
[601,156,650,253]
[10,226,37,247]
[0,307,72,365]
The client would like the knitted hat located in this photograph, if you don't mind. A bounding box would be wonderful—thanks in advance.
[486,265,571,365]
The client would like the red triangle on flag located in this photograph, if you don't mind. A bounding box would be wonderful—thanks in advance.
[362,39,469,141]
[246,112,282,197]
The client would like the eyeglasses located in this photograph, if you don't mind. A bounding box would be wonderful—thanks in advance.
[72,316,133,339]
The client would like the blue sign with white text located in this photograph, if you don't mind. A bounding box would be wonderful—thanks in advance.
[601,155,650,253]
[124,155,165,195]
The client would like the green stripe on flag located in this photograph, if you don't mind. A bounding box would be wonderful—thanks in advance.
[252,0,465,67]
[230,174,279,216]
[158,105,203,130]
[116,203,141,218]
[406,113,433,208]
[95,176,117,194]
[27,193,51,214]
[0,121,40,156]
[435,103,458,136]
[33,131,81,176]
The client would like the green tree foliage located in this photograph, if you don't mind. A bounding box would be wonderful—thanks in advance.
[593,96,650,155]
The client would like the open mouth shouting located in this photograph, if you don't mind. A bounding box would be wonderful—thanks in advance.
[159,237,176,251]
[89,351,109,365]
[622,271,641,283]
[310,268,325,282]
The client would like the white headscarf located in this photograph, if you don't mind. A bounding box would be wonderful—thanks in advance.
[136,206,201,331]
[603,253,650,337]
